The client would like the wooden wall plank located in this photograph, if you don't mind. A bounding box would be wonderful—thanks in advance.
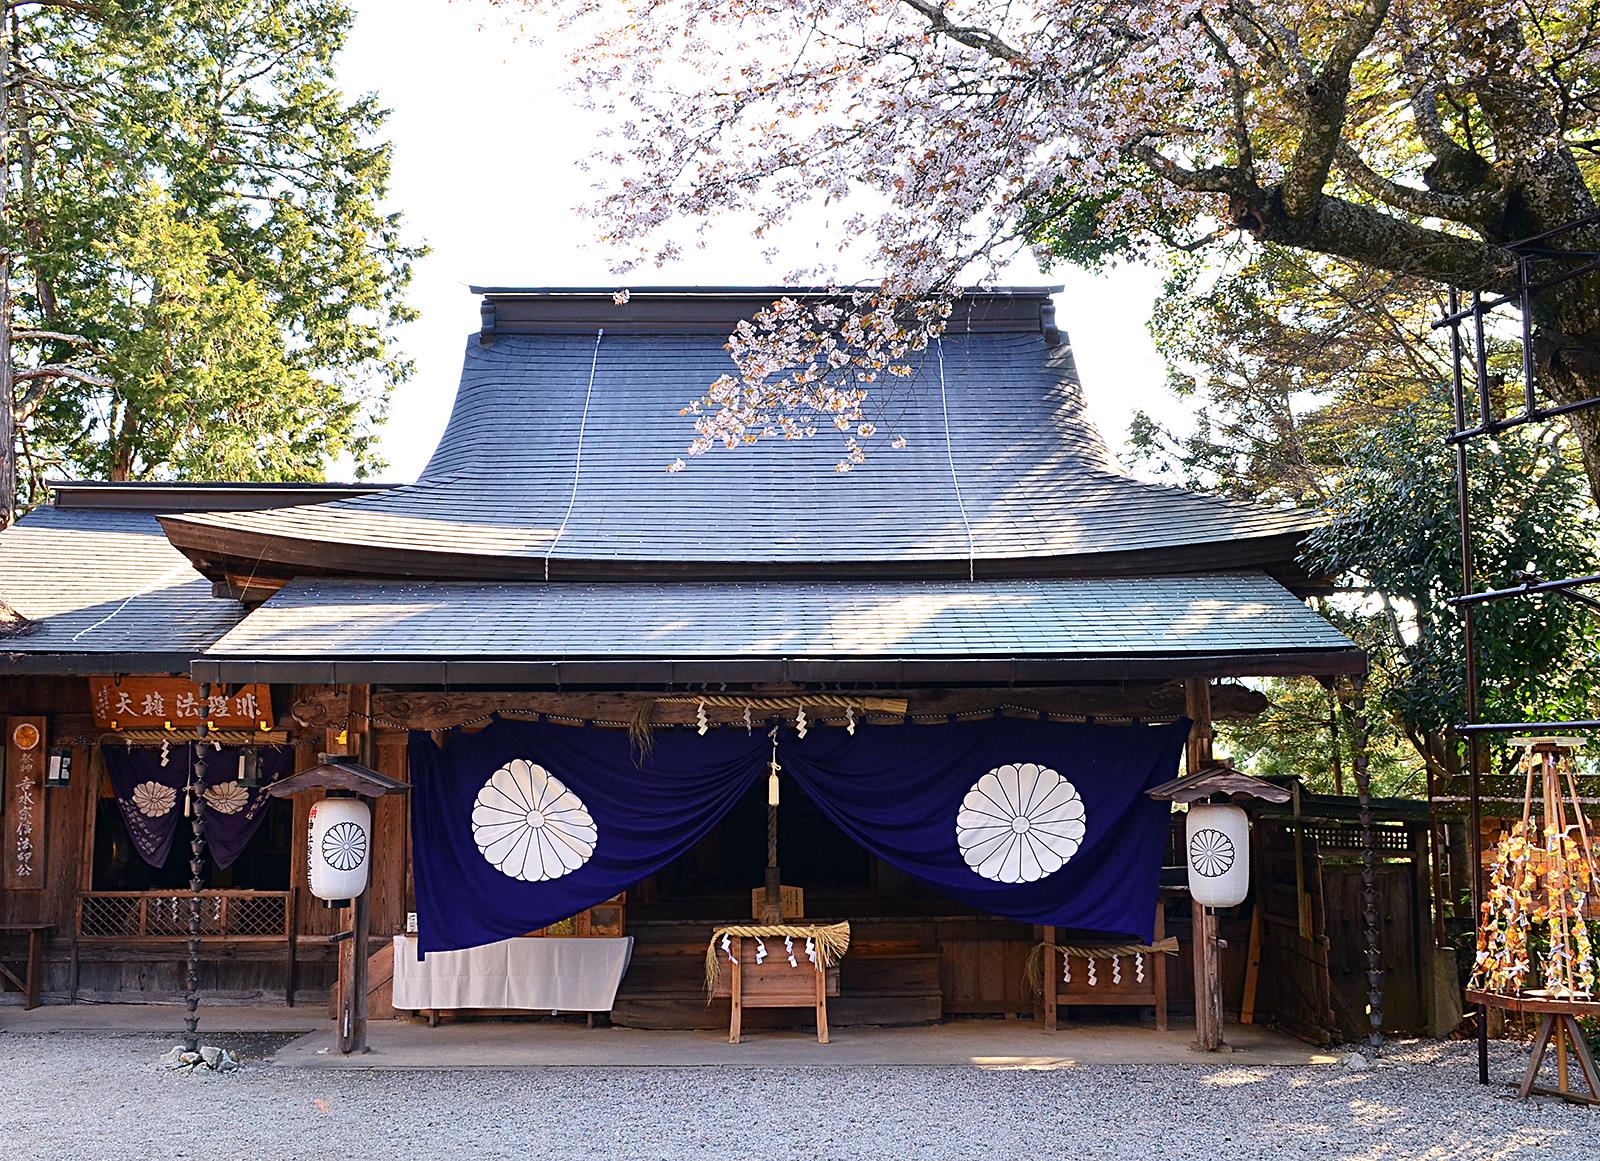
[370,735,411,938]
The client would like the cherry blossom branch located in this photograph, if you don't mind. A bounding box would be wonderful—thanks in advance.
[1279,0,1392,218]
[897,0,1028,65]
[1334,141,1507,225]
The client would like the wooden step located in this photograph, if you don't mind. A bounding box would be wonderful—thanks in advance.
[840,951,940,993]
[610,991,942,1030]
[613,946,945,1029]
[619,950,942,996]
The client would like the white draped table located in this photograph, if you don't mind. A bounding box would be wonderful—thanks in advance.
[392,935,634,1013]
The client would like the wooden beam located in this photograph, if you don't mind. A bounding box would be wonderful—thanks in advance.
[289,682,1273,734]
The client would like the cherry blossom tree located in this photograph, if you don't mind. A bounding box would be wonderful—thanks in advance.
[500,0,1600,493]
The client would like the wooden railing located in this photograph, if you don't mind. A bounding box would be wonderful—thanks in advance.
[77,890,291,942]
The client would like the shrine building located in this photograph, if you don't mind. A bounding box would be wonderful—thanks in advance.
[0,286,1381,1045]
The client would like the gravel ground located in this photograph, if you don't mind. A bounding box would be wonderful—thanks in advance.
[0,1032,1596,1159]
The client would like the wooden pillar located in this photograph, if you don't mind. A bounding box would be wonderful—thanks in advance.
[336,685,374,1055]
[1042,925,1059,1032]
[339,884,371,1054]
[1185,678,1226,1052]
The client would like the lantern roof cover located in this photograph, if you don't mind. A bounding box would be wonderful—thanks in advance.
[1146,763,1294,804]
[266,755,409,799]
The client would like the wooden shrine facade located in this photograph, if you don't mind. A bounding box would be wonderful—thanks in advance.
[1,287,1383,1040]
[2,673,1382,1033]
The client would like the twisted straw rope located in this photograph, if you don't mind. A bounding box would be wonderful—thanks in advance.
[704,921,852,996]
[1023,937,1179,994]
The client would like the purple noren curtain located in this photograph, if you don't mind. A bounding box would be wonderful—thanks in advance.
[102,744,291,869]
[410,715,1189,954]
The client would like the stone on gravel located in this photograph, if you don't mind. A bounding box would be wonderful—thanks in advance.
[159,1044,239,1072]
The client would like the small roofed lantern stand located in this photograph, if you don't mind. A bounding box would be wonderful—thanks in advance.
[1150,681,1292,1052]
[1467,737,1600,1104]
[268,755,407,1055]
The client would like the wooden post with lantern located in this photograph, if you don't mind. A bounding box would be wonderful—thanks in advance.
[1152,682,1291,1052]
[268,754,406,1055]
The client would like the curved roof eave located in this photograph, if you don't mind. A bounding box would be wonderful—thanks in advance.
[158,509,1321,589]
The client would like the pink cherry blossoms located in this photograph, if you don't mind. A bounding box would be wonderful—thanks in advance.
[495,0,1600,470]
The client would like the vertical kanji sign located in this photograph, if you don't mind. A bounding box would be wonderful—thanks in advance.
[4,716,47,890]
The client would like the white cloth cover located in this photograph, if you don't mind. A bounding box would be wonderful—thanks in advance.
[392,935,634,1012]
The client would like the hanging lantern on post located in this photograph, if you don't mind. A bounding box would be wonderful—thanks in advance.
[267,755,406,1056]
[308,794,371,902]
[1185,801,1250,908]
[1149,765,1285,910]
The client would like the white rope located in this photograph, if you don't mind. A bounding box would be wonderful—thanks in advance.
[71,563,195,642]
[545,327,604,581]
[935,335,976,582]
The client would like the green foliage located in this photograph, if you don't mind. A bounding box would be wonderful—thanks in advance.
[1129,247,1468,505]
[1303,399,1600,751]
[1221,676,1424,801]
[1129,245,1598,792]
[9,0,421,497]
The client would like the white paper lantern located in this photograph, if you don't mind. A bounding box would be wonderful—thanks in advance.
[308,797,371,901]
[1185,802,1249,908]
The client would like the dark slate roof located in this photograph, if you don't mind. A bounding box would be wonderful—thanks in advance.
[0,506,245,672]
[160,288,1318,586]
[193,573,1361,685]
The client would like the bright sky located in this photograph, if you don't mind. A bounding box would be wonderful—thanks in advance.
[339,0,1178,482]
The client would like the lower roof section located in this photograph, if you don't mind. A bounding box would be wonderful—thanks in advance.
[0,506,243,675]
[193,573,1364,685]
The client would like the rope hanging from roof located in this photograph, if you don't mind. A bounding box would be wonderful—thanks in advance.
[934,333,977,583]
[544,327,604,582]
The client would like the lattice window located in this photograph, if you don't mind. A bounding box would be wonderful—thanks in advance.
[230,894,287,937]
[78,894,141,938]
[77,891,289,940]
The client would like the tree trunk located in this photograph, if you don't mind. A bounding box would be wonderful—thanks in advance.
[1531,290,1600,509]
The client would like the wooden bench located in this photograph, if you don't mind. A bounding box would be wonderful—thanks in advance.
[0,923,51,1010]
[1041,908,1174,1032]
[710,935,840,1043]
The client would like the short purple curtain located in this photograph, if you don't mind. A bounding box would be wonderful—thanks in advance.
[101,744,290,869]
[410,715,1189,954]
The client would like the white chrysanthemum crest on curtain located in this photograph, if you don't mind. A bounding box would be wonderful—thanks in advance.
[955,762,1086,884]
[203,782,249,815]
[132,780,177,818]
[472,759,598,883]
